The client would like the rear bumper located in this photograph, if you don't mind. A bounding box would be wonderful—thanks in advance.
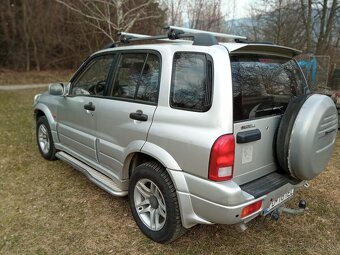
[189,182,297,224]
[168,169,304,228]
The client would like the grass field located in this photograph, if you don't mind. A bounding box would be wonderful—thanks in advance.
[0,88,339,255]
[0,70,73,85]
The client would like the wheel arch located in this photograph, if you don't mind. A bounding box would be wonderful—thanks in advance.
[123,141,182,179]
[34,103,57,131]
[124,149,209,229]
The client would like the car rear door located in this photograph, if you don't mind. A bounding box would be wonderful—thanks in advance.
[95,51,161,179]
[230,53,307,185]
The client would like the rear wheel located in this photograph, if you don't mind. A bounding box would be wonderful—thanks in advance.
[36,116,57,160]
[128,161,185,243]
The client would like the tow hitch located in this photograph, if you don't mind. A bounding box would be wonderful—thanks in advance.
[236,199,307,231]
[271,200,307,221]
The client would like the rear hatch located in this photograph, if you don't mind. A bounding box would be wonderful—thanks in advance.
[227,46,307,185]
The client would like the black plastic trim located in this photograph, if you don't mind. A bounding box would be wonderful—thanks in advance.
[240,172,298,198]
[236,129,261,143]
[129,111,148,121]
[192,33,218,46]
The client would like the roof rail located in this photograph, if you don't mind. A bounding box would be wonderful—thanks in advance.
[118,30,219,46]
[118,32,190,44]
[166,26,247,40]
[106,26,247,49]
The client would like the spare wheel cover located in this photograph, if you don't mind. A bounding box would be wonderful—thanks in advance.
[276,94,338,180]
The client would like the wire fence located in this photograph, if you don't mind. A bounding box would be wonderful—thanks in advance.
[295,54,331,91]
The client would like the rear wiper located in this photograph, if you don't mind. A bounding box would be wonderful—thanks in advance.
[255,106,285,113]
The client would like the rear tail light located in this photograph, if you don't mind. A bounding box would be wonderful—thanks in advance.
[241,200,263,218]
[209,134,235,181]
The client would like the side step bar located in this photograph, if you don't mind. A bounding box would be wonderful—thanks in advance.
[56,151,128,197]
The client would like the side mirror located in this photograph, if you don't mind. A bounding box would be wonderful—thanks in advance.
[48,83,65,96]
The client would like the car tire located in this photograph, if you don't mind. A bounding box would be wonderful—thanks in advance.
[276,94,338,180]
[128,161,186,243]
[36,116,57,160]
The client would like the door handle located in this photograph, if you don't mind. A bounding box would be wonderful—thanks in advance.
[84,102,95,111]
[129,110,148,121]
[236,129,261,143]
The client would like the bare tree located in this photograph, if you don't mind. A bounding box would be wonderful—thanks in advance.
[186,0,226,32]
[300,0,313,52]
[299,0,340,53]
[160,0,184,26]
[247,0,304,46]
[22,1,45,71]
[244,0,339,52]
[56,0,162,42]
[314,0,339,54]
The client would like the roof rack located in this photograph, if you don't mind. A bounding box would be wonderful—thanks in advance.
[166,26,247,40]
[118,32,190,44]
[106,26,247,48]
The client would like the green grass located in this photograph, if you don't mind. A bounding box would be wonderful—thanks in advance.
[0,88,339,254]
[0,70,73,85]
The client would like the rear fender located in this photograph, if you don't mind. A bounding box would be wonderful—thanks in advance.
[141,142,181,171]
[140,142,207,228]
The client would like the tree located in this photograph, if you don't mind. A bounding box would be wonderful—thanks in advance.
[245,0,305,47]
[243,0,339,54]
[56,0,164,42]
[313,0,339,54]
[300,0,313,52]
[186,0,226,32]
[160,0,184,26]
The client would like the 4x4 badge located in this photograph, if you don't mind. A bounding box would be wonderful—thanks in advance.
[241,124,255,130]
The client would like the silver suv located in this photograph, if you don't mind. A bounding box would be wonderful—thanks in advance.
[33,27,338,243]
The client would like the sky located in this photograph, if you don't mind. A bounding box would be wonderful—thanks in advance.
[223,0,259,19]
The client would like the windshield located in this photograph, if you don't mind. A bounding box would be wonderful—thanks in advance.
[231,54,307,122]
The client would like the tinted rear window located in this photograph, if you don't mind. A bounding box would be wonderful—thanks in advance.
[231,55,307,121]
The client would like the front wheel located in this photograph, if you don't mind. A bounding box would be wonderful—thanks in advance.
[128,161,185,243]
[36,116,57,160]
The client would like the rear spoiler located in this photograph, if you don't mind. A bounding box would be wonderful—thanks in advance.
[223,44,302,58]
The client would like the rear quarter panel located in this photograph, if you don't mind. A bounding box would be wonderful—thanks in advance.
[147,45,233,178]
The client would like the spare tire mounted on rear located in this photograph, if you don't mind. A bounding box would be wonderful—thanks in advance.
[276,94,338,181]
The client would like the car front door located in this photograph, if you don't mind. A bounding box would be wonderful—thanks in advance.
[57,54,115,163]
[95,52,161,179]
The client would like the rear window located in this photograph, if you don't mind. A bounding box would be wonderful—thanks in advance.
[231,55,307,122]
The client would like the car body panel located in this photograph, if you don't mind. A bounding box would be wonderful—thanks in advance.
[233,116,281,185]
[57,96,99,162]
[95,98,157,179]
[147,45,233,178]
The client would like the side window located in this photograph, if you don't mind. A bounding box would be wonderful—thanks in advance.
[112,53,160,103]
[136,54,160,102]
[71,55,114,96]
[170,52,212,112]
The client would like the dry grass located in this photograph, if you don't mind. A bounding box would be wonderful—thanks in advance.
[0,88,339,255]
[0,70,73,85]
